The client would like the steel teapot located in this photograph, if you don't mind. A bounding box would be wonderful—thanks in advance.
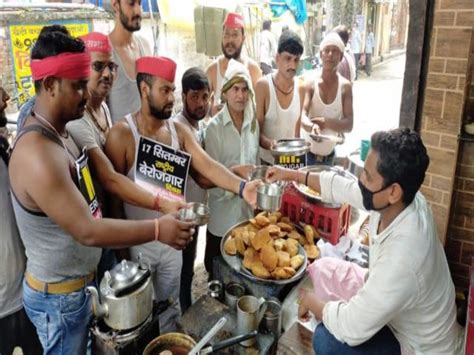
[86,258,153,330]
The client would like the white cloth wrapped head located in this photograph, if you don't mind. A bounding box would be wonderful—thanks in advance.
[221,59,254,101]
[220,59,257,132]
[320,32,345,54]
[220,59,255,111]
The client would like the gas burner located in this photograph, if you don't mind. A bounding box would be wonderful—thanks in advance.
[91,313,153,344]
[90,299,171,354]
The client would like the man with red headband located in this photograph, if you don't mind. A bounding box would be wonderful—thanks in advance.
[9,28,194,353]
[206,12,262,116]
[108,0,151,123]
[105,56,259,332]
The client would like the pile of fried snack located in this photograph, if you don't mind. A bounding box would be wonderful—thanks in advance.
[224,211,320,280]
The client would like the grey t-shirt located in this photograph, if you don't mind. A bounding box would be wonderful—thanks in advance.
[0,159,25,317]
[68,102,112,151]
[67,102,112,208]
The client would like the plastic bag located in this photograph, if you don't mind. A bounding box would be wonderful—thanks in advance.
[307,257,367,302]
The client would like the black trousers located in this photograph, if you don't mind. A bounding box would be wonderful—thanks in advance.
[354,53,360,79]
[179,227,199,312]
[0,307,42,355]
[365,53,372,75]
[204,230,223,282]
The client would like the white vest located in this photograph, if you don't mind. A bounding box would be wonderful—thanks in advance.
[301,74,344,156]
[260,74,300,164]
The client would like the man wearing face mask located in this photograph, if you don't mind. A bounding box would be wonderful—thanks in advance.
[206,12,261,116]
[105,56,259,332]
[266,128,463,354]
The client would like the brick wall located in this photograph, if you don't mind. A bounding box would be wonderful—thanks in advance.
[445,30,474,290]
[419,0,474,290]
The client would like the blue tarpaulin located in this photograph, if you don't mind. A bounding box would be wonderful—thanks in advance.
[270,0,307,24]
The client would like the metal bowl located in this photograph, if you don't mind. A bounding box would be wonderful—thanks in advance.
[271,139,311,157]
[257,183,284,212]
[220,221,308,285]
[179,203,209,226]
[292,166,356,208]
[178,208,196,223]
[189,202,210,226]
[248,165,269,182]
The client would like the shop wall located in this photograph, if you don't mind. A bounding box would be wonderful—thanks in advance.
[0,24,14,101]
[0,6,211,114]
[0,6,111,113]
[390,0,409,50]
[445,32,474,291]
[418,0,474,290]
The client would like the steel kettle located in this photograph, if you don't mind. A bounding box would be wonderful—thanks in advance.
[86,257,153,330]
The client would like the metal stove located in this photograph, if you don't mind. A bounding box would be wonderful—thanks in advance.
[91,300,170,355]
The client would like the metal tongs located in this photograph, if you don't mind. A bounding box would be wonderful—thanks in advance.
[199,330,258,354]
[188,317,227,355]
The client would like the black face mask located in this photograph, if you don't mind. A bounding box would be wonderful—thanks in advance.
[358,180,391,211]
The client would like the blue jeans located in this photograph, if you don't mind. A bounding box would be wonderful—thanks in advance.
[23,279,93,355]
[313,323,400,355]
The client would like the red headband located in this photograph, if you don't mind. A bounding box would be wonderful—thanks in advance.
[30,52,91,81]
[80,32,112,53]
[136,56,177,82]
[223,12,244,29]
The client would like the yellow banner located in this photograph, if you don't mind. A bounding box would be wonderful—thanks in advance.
[9,22,91,106]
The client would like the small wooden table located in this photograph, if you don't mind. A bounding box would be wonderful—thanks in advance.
[277,322,315,355]
[179,295,274,354]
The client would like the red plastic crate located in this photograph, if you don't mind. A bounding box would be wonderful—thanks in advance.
[280,184,351,245]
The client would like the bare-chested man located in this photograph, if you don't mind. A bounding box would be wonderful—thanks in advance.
[108,0,151,123]
[206,12,262,116]
[8,29,193,353]
[105,56,259,332]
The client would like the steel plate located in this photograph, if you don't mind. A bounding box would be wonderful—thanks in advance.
[271,139,311,157]
[292,166,357,207]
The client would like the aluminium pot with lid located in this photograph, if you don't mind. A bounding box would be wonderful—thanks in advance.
[86,258,154,330]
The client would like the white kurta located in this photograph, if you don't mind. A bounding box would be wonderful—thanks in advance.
[319,171,464,354]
